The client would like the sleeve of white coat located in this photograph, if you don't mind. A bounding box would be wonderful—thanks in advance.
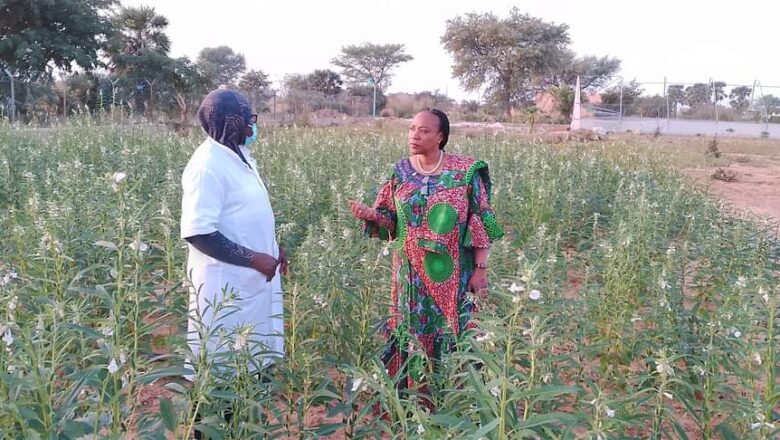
[180,166,224,238]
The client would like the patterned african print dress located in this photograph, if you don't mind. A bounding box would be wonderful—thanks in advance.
[364,153,504,391]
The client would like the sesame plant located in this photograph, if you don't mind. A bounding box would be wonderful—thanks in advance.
[0,119,777,439]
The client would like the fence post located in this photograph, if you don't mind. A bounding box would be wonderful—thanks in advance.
[3,68,15,125]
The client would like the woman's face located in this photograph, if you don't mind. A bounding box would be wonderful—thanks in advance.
[408,111,442,155]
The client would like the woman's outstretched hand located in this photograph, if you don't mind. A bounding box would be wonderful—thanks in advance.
[349,200,377,222]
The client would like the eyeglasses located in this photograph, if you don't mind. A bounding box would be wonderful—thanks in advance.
[249,114,258,125]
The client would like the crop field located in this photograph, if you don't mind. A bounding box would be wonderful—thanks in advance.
[0,121,778,439]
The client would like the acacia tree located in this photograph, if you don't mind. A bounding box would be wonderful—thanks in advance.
[332,43,412,91]
[442,8,571,119]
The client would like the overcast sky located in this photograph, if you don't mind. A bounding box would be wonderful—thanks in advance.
[120,0,780,100]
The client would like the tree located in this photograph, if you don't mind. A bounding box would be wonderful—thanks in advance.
[197,46,246,89]
[541,50,620,91]
[166,57,205,122]
[332,43,412,91]
[0,0,115,77]
[685,83,711,108]
[307,69,343,96]
[729,85,751,115]
[633,95,666,118]
[239,69,272,111]
[107,6,173,117]
[667,84,685,116]
[282,73,310,95]
[442,8,570,118]
[711,81,726,103]
[600,80,644,111]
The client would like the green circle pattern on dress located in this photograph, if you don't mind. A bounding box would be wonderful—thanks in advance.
[424,252,455,283]
[427,203,458,234]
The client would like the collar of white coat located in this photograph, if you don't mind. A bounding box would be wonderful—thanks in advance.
[205,137,255,166]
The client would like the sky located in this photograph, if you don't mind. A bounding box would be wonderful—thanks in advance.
[120,0,780,101]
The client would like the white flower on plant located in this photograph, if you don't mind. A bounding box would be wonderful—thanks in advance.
[545,255,558,264]
[490,386,500,397]
[605,407,616,418]
[128,239,149,252]
[630,316,642,323]
[312,293,328,308]
[754,353,762,365]
[658,278,670,290]
[416,424,426,435]
[733,330,742,338]
[693,365,706,377]
[663,392,674,400]
[508,282,525,294]
[2,327,13,347]
[512,295,522,304]
[735,276,747,288]
[666,246,676,257]
[119,351,127,365]
[107,358,120,374]
[759,287,770,303]
[381,246,390,257]
[529,289,542,301]
[750,422,775,430]
[516,251,525,262]
[234,332,247,351]
[102,326,113,337]
[342,228,352,240]
[655,360,674,377]
[112,172,127,184]
[8,296,18,311]
[7,364,15,374]
[351,377,365,393]
[475,331,495,343]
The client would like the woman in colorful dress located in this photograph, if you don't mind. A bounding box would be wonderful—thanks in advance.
[349,108,504,407]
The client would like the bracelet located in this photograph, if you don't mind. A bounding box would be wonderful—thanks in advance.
[475,262,488,270]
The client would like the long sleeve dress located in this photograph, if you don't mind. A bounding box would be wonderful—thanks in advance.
[363,153,504,390]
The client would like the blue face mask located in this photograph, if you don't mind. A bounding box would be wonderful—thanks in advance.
[244,123,258,146]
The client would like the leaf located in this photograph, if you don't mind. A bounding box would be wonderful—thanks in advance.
[137,367,192,384]
[61,420,92,438]
[193,424,224,439]
[159,397,177,432]
[472,418,500,438]
[715,422,739,440]
[93,240,117,250]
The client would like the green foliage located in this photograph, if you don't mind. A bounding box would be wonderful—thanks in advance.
[442,8,571,118]
[197,46,246,89]
[331,43,412,91]
[0,0,116,76]
[0,122,778,438]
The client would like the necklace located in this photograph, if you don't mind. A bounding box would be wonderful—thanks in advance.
[415,151,444,175]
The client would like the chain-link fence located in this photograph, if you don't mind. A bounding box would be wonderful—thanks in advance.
[577,78,780,138]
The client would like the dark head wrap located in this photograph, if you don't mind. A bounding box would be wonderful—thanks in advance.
[197,89,252,150]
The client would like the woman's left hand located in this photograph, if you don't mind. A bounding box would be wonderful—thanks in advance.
[468,268,489,299]
[279,246,289,275]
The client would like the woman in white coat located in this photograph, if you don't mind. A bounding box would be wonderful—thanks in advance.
[180,89,286,382]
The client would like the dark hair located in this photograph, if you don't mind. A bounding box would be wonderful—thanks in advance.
[424,108,450,150]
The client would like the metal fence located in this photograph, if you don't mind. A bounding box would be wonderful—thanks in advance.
[575,78,780,138]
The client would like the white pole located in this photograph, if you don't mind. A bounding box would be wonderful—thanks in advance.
[570,75,581,130]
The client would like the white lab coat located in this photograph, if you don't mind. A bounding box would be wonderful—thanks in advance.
[180,137,284,376]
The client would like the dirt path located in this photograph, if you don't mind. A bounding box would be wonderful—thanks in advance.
[684,157,780,224]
